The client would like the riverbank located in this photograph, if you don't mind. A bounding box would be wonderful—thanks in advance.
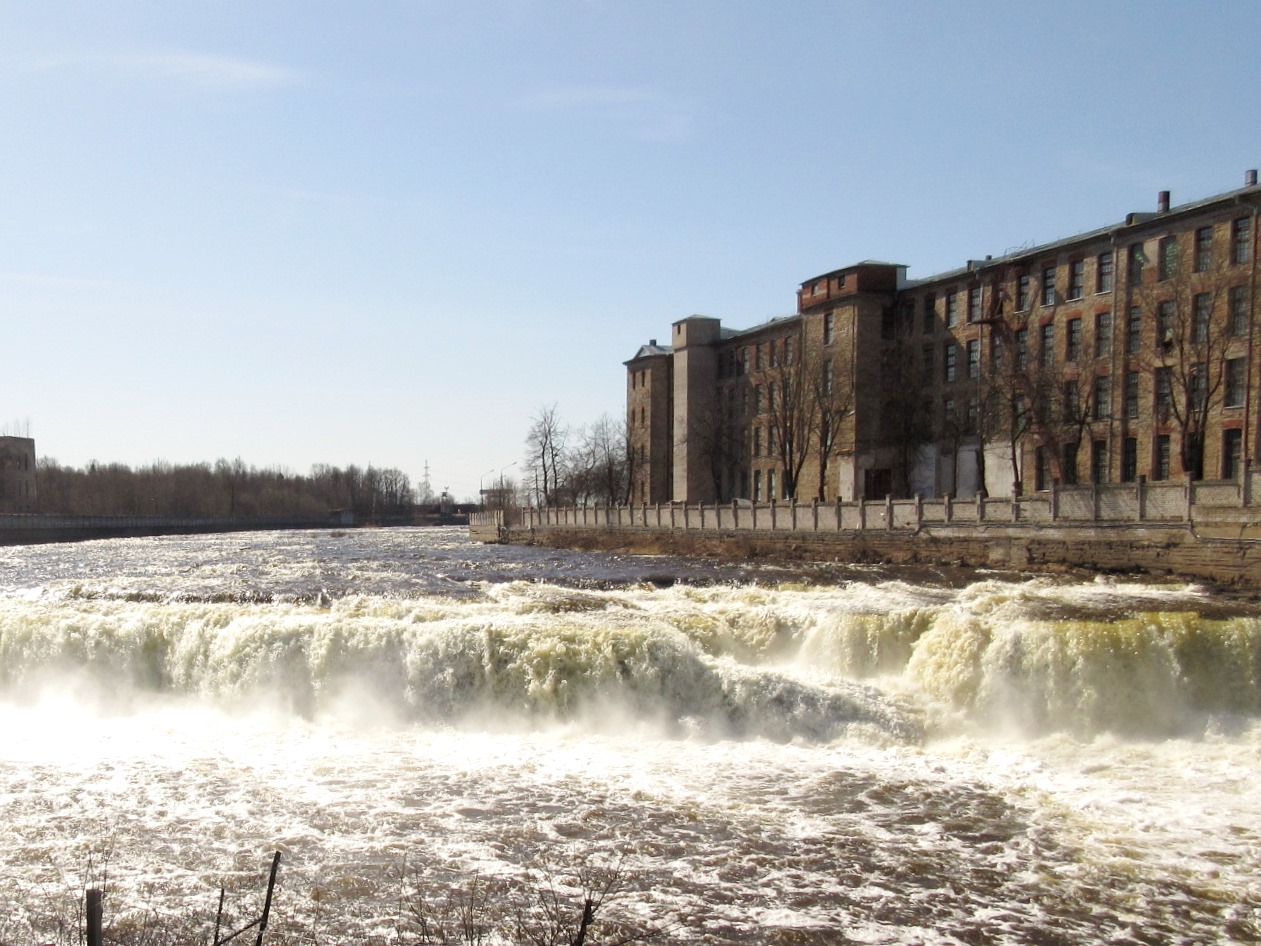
[477,516,1261,589]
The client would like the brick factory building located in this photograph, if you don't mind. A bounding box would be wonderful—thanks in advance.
[627,171,1261,504]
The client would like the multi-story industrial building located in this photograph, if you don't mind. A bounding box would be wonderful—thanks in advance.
[0,437,37,512]
[627,171,1261,503]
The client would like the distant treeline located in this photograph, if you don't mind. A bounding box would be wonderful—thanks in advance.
[35,458,417,520]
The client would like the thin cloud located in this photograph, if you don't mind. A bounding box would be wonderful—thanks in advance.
[37,50,301,91]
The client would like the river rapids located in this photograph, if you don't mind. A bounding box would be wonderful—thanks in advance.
[0,527,1257,943]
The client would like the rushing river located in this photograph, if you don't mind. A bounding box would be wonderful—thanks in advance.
[0,527,1258,944]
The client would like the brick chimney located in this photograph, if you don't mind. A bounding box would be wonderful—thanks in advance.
[1158,190,1170,212]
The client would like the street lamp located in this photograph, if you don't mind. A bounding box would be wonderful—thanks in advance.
[479,467,496,509]
[498,461,517,510]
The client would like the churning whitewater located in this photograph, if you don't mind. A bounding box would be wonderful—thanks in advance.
[0,528,1258,943]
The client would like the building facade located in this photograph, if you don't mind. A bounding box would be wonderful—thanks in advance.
[0,437,37,512]
[627,172,1261,503]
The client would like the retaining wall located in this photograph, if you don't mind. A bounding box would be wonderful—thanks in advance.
[471,482,1261,586]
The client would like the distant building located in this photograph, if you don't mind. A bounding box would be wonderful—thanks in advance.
[628,171,1261,502]
[0,437,36,512]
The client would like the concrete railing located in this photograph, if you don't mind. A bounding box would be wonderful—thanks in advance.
[470,473,1261,538]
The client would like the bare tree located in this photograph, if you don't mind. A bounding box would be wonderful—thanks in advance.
[1136,244,1240,480]
[876,328,932,498]
[764,329,819,500]
[525,404,568,507]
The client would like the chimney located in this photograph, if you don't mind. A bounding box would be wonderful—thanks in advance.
[649,339,657,347]
[1158,190,1170,213]
[1247,169,1258,187]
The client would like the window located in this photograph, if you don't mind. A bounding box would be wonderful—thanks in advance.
[1016,273,1031,311]
[1233,216,1252,265]
[1097,251,1114,293]
[1015,328,1029,371]
[824,312,835,345]
[1091,440,1108,485]
[922,294,936,334]
[1154,434,1172,480]
[785,337,794,365]
[1126,306,1142,355]
[1068,260,1085,300]
[740,349,749,375]
[754,470,763,502]
[967,339,980,379]
[1158,236,1178,280]
[1095,311,1112,358]
[1124,370,1140,418]
[1155,367,1173,418]
[821,360,834,396]
[1128,243,1146,283]
[1040,323,1055,367]
[1225,357,1246,408]
[1121,437,1138,483]
[965,396,979,434]
[1190,363,1207,412]
[1093,376,1111,420]
[1041,267,1057,306]
[1063,381,1080,422]
[944,342,957,382]
[990,333,1004,373]
[1066,317,1082,361]
[1194,226,1213,272]
[769,342,777,368]
[1223,429,1244,479]
[967,286,982,323]
[769,382,779,411]
[1231,286,1249,336]
[946,292,958,327]
[881,306,897,340]
[753,427,762,457]
[767,470,777,502]
[1035,446,1051,492]
[1192,293,1212,343]
[921,345,934,382]
[1062,443,1079,486]
[1157,301,1175,348]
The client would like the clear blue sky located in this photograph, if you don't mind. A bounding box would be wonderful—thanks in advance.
[2,1,1258,500]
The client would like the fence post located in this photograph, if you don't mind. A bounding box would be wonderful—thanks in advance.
[1137,475,1147,521]
[1050,480,1059,521]
[1091,482,1100,522]
[812,499,819,532]
[858,499,866,530]
[977,492,986,522]
[1185,474,1194,522]
[732,500,739,530]
[835,496,842,531]
[885,494,893,531]
[86,889,103,946]
[944,493,953,523]
[791,501,798,531]
[770,499,777,530]
[915,493,922,529]
[1243,458,1252,507]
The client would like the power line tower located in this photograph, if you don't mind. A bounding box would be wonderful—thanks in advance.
[420,460,433,503]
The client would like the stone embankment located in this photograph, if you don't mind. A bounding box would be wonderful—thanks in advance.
[471,478,1261,587]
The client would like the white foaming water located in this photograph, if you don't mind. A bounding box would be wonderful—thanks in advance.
[0,529,1258,943]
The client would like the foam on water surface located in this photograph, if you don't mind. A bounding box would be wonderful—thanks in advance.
[0,529,1256,943]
